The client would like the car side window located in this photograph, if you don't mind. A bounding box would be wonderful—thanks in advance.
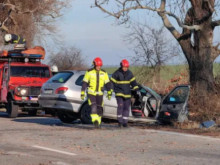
[75,75,84,86]
[163,86,189,104]
[47,72,73,83]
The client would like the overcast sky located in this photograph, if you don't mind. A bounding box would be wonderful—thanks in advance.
[52,0,134,66]
[42,0,220,65]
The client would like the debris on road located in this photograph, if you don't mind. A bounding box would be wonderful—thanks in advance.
[200,120,216,129]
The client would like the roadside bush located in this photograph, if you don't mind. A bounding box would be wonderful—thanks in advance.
[188,86,220,124]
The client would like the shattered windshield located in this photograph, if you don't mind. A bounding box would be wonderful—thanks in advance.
[10,66,50,78]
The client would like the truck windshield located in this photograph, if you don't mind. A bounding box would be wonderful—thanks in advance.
[10,66,50,78]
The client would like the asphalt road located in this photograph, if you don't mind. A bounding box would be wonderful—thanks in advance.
[0,111,219,165]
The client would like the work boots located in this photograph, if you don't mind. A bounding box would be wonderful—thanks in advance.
[91,114,101,129]
[118,123,123,128]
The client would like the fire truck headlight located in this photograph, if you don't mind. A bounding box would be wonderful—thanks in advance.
[15,87,29,96]
[20,88,28,96]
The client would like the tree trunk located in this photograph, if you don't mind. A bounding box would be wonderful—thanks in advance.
[180,18,215,94]
[189,53,214,94]
[191,22,214,93]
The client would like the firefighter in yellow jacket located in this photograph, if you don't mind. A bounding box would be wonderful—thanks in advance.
[81,57,112,128]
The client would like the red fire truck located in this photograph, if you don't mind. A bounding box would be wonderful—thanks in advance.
[0,46,52,118]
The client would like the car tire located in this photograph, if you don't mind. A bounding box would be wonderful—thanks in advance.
[80,103,92,124]
[6,97,19,118]
[57,111,77,123]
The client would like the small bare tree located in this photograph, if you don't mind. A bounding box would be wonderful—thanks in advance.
[127,24,179,67]
[49,46,87,71]
[127,23,180,85]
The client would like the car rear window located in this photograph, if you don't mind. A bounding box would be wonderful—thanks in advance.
[47,72,73,83]
[75,75,84,86]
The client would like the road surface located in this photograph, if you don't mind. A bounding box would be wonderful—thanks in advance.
[0,111,219,165]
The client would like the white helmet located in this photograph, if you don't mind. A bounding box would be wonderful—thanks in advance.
[51,65,58,72]
[4,34,12,42]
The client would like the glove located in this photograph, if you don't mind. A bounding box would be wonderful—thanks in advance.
[136,91,141,97]
[81,91,85,100]
[107,90,113,100]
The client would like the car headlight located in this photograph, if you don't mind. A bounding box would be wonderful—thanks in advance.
[15,87,29,96]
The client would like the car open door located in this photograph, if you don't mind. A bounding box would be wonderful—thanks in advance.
[158,85,190,123]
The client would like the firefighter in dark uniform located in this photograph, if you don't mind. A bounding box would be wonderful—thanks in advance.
[4,34,26,50]
[111,59,139,128]
[81,57,112,128]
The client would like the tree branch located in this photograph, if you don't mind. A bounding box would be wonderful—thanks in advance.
[212,20,220,28]
[0,9,12,32]
[94,0,202,30]
[157,0,180,40]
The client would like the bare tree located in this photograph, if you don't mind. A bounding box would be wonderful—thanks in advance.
[0,0,69,47]
[127,23,179,67]
[94,0,220,95]
[48,46,87,71]
[126,23,180,84]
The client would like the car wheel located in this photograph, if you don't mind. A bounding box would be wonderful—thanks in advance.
[57,111,78,123]
[6,96,19,118]
[80,103,92,124]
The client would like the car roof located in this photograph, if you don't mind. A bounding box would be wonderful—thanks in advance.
[59,70,85,75]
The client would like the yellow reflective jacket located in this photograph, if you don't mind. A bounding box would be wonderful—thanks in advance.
[81,68,111,96]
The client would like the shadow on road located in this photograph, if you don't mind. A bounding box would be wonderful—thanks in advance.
[0,109,135,130]
[0,111,38,118]
[12,117,119,130]
[0,111,9,118]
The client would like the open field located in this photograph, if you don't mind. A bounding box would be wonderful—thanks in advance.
[105,63,220,79]
[104,63,220,94]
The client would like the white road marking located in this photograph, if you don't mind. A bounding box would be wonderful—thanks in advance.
[145,129,220,141]
[32,145,77,156]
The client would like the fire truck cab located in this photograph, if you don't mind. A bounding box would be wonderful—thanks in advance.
[0,47,52,118]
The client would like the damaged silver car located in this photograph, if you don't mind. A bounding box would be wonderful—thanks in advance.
[39,70,190,124]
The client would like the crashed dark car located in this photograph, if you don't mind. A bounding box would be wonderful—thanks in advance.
[157,85,190,123]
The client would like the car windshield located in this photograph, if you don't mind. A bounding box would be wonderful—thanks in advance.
[11,66,50,78]
[142,86,161,99]
[47,72,73,83]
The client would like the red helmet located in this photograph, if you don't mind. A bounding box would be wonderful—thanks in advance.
[120,59,129,68]
[93,57,103,66]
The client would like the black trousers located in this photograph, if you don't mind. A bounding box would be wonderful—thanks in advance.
[88,94,103,116]
[116,97,131,124]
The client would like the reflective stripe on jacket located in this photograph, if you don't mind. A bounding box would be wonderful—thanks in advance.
[81,68,111,96]
[12,34,26,44]
[111,68,138,98]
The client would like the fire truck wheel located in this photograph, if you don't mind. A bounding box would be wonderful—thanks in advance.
[28,109,37,116]
[6,97,19,118]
